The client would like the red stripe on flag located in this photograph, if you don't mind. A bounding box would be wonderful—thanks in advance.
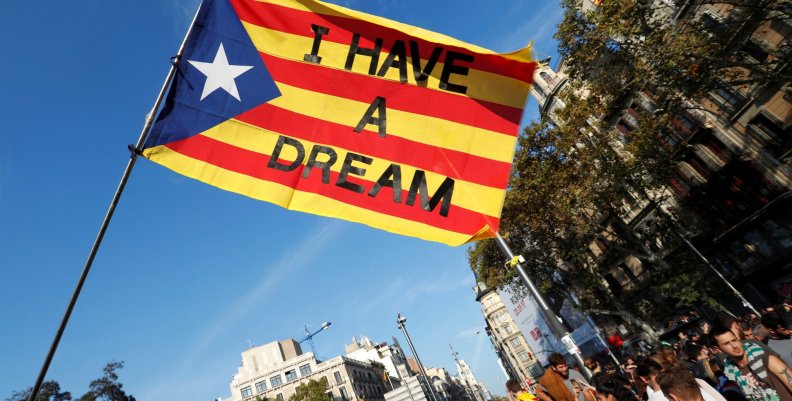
[230,0,536,84]
[262,53,523,134]
[166,134,500,234]
[235,103,513,189]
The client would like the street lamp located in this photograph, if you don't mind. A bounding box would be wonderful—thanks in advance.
[397,313,441,401]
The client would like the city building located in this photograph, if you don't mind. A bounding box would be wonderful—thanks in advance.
[223,338,387,401]
[528,0,792,329]
[473,282,542,385]
[451,346,491,401]
[345,336,412,382]
[384,376,433,401]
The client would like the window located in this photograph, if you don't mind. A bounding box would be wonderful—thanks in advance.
[749,113,790,159]
[533,84,546,99]
[271,375,283,387]
[503,324,513,334]
[712,84,741,110]
[700,10,722,30]
[518,351,529,361]
[334,371,344,385]
[300,364,312,376]
[510,337,521,348]
[286,369,298,382]
[255,381,267,393]
[241,387,253,398]
[340,387,349,401]
[276,394,284,401]
[540,71,553,84]
[494,312,508,324]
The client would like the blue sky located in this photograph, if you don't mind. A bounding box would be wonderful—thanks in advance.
[0,1,562,399]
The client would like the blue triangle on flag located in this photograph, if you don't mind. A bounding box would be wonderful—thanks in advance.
[145,0,281,149]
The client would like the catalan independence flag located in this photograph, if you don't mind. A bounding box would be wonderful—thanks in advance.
[143,0,536,246]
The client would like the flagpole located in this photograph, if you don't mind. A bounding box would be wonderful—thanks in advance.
[493,233,592,381]
[25,6,201,401]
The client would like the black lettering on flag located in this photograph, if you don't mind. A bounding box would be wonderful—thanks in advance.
[354,96,387,138]
[302,145,338,183]
[345,33,383,75]
[268,135,305,172]
[410,40,443,83]
[439,51,473,94]
[304,24,330,64]
[336,153,373,193]
[377,40,408,83]
[368,164,403,203]
[406,171,455,217]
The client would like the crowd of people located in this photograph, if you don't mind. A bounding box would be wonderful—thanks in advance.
[506,305,792,401]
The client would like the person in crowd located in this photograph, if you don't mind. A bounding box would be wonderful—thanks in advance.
[716,313,748,341]
[685,343,718,387]
[586,357,607,388]
[761,312,792,368]
[753,325,770,344]
[637,359,669,401]
[654,347,680,369]
[656,365,726,401]
[595,373,639,401]
[537,353,594,401]
[623,356,640,387]
[508,379,539,401]
[710,326,792,401]
[739,321,755,341]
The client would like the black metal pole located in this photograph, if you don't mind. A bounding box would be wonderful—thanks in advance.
[25,7,201,401]
[493,233,592,380]
[676,233,760,316]
[397,314,441,401]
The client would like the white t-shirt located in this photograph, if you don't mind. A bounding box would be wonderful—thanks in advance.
[646,379,725,401]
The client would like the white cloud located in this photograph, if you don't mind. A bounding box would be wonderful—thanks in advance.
[342,269,473,317]
[136,220,343,400]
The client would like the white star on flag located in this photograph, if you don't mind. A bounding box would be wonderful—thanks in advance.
[188,43,253,101]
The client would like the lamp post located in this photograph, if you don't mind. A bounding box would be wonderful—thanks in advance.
[397,313,441,401]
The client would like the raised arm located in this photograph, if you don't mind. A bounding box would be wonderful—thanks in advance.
[768,354,792,394]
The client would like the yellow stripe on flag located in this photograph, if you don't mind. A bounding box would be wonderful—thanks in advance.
[200,118,509,217]
[266,83,517,163]
[145,145,477,245]
[243,22,532,109]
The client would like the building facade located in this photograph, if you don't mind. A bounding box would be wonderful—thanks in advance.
[473,282,543,385]
[530,0,792,324]
[345,336,412,382]
[224,339,387,401]
[451,349,491,401]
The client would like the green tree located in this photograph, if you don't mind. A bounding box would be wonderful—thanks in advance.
[6,380,72,401]
[76,361,135,401]
[288,378,331,401]
[469,0,787,328]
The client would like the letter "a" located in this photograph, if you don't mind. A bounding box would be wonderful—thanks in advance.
[354,96,387,138]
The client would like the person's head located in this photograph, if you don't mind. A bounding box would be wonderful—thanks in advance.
[595,373,636,401]
[654,347,678,368]
[709,326,745,360]
[683,343,708,362]
[752,324,770,342]
[687,329,702,343]
[656,365,703,401]
[715,312,742,339]
[506,379,523,394]
[636,359,663,390]
[761,312,792,339]
[585,357,600,373]
[549,353,569,378]
[738,320,754,340]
